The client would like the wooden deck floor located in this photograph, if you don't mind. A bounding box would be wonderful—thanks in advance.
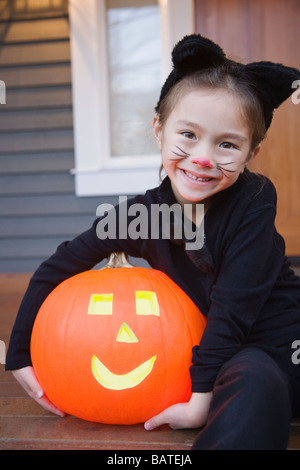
[1,272,300,451]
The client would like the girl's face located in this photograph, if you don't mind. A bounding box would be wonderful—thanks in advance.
[153,88,260,208]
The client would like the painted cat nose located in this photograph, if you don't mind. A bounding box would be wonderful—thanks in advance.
[191,157,214,169]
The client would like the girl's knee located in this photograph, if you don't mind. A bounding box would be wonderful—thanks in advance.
[193,348,293,449]
[214,347,292,417]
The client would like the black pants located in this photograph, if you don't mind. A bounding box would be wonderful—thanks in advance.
[192,346,300,450]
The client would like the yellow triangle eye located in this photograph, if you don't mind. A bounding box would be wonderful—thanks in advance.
[116,322,139,343]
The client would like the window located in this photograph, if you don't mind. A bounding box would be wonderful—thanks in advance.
[69,0,194,196]
[107,0,162,158]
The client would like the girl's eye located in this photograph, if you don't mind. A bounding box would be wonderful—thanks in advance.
[220,142,237,149]
[182,131,196,140]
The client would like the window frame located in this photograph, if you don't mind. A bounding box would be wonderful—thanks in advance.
[69,0,194,196]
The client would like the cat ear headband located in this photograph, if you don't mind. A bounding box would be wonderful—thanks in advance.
[156,34,300,130]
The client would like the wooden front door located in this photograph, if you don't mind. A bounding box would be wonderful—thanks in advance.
[195,0,300,256]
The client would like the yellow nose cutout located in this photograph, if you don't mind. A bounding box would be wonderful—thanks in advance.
[116,322,139,343]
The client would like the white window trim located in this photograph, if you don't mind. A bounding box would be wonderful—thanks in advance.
[69,0,194,196]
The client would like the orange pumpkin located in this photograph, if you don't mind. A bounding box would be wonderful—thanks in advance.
[31,253,207,424]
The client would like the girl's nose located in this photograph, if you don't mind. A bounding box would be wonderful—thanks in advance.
[191,157,214,169]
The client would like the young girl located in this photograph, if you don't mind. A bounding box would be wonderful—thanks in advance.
[6,34,300,450]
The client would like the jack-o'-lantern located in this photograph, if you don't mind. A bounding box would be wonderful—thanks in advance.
[31,253,207,424]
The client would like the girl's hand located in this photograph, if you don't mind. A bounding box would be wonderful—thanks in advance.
[144,391,212,431]
[12,366,65,417]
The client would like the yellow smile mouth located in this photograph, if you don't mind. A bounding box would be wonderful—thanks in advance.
[91,355,157,390]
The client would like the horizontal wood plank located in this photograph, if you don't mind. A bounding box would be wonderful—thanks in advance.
[0,17,70,44]
[0,173,74,196]
[0,259,51,273]
[4,86,73,109]
[0,236,74,258]
[0,151,74,174]
[0,416,197,450]
[0,0,69,21]
[0,129,74,153]
[0,397,52,416]
[0,214,95,238]
[0,41,70,66]
[0,63,71,88]
[0,107,73,131]
[0,194,103,217]
[0,272,31,294]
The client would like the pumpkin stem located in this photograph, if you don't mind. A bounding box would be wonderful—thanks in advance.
[105,252,134,269]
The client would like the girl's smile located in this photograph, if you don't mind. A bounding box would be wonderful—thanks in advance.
[153,88,260,210]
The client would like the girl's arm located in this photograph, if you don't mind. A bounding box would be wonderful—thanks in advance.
[144,392,213,430]
[191,202,287,393]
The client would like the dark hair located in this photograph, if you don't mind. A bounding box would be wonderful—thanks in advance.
[156,63,267,151]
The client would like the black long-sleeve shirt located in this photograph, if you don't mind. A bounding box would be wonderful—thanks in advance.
[6,170,300,392]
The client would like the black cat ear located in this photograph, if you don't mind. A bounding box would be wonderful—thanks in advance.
[155,34,226,111]
[244,61,300,128]
[172,34,226,74]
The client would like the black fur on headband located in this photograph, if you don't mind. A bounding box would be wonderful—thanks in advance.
[156,34,300,130]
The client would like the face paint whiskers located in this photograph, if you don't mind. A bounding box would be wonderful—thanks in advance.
[170,146,190,161]
[216,162,236,176]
